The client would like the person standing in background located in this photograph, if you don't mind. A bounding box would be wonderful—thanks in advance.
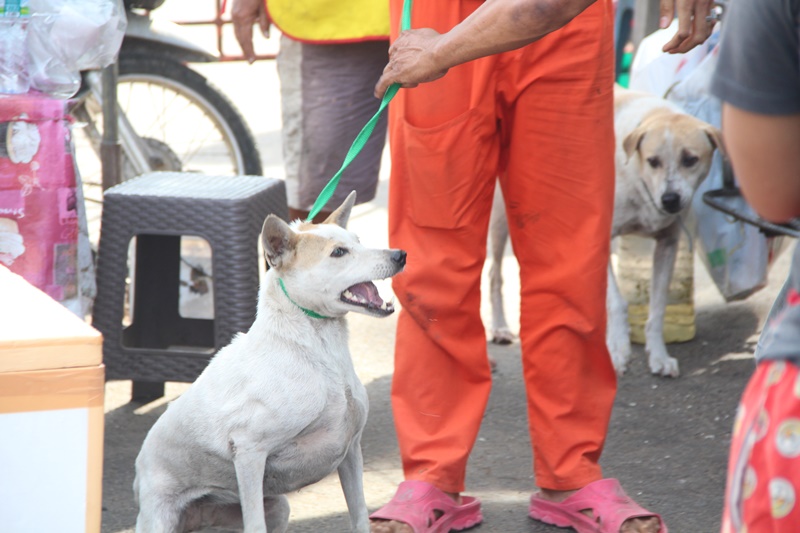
[232,0,389,222]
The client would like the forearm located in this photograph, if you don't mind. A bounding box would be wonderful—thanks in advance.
[432,0,597,69]
[722,104,800,222]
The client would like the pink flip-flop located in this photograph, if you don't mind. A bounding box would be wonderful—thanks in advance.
[370,480,483,532]
[528,478,668,533]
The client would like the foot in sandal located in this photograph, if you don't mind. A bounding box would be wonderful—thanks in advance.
[370,481,482,533]
[529,478,666,533]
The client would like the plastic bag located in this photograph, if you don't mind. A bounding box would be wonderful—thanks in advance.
[629,19,716,98]
[631,25,786,302]
[26,0,126,98]
[0,92,96,317]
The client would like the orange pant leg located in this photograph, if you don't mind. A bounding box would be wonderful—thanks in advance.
[498,0,617,490]
[387,0,500,494]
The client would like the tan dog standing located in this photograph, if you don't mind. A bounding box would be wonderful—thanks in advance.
[489,85,723,377]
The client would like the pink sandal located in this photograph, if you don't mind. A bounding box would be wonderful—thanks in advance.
[369,480,483,532]
[528,478,668,533]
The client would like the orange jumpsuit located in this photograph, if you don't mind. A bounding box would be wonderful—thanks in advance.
[387,0,618,493]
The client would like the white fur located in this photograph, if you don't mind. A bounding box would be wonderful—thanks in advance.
[133,192,406,532]
[488,86,722,377]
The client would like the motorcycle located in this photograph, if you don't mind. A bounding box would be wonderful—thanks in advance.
[71,0,263,220]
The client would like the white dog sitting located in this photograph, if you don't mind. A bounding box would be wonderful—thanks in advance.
[488,86,723,377]
[133,191,406,532]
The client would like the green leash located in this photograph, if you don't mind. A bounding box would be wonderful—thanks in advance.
[306,0,413,221]
[280,0,413,319]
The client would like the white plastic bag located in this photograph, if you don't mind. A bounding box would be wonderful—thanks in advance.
[27,0,127,98]
[629,19,715,98]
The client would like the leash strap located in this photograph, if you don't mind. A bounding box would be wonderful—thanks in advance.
[306,0,413,221]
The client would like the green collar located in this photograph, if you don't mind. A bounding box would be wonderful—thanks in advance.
[277,278,331,319]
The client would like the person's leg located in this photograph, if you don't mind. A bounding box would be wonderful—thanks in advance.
[384,0,500,494]
[503,3,667,531]
[500,0,616,492]
[276,35,303,217]
[286,207,331,224]
[296,40,389,212]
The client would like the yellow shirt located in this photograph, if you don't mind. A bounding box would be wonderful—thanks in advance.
[268,0,390,43]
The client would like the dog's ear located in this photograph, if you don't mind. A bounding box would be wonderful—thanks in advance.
[261,214,296,270]
[623,127,646,161]
[323,191,357,228]
[704,126,726,159]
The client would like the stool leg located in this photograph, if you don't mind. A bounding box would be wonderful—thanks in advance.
[126,234,182,348]
[131,381,165,403]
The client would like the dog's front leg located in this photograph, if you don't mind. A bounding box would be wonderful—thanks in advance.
[647,224,681,377]
[337,433,369,532]
[231,437,269,533]
[606,261,631,375]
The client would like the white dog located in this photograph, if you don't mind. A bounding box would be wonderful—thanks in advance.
[488,86,723,377]
[133,191,406,532]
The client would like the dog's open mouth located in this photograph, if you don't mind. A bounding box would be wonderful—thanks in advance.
[341,281,395,316]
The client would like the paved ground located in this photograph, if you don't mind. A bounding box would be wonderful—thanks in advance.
[98,9,793,532]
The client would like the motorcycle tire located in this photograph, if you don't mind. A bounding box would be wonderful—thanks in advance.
[116,52,263,177]
[73,52,263,191]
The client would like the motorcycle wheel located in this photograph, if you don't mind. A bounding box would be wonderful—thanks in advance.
[74,52,264,219]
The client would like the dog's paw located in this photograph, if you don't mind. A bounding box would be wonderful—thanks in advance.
[647,344,680,377]
[490,327,515,345]
[606,333,631,376]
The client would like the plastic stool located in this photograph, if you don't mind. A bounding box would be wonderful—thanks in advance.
[92,172,287,401]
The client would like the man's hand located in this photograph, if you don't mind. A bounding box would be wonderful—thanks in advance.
[660,0,716,53]
[231,0,270,63]
[374,28,450,98]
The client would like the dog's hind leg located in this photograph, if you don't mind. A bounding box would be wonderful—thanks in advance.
[338,434,370,532]
[606,261,632,375]
[135,496,185,533]
[180,496,289,533]
[646,224,681,377]
[488,184,515,345]
[263,496,290,533]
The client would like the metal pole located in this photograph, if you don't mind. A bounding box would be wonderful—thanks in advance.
[100,62,122,191]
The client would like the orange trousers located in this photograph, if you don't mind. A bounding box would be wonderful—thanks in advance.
[387,0,617,493]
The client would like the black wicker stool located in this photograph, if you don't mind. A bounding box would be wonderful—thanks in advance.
[92,172,287,402]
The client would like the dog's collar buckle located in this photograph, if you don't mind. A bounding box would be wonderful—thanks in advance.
[277,278,332,319]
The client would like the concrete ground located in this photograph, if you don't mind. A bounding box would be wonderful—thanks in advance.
[98,7,792,531]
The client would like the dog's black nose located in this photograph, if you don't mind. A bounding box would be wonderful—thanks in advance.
[661,192,682,213]
[392,250,407,266]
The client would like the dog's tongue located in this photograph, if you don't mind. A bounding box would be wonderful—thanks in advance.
[348,281,383,305]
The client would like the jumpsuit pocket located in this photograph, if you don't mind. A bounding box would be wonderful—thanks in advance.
[399,107,496,229]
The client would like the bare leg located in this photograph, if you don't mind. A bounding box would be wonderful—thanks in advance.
[288,207,332,224]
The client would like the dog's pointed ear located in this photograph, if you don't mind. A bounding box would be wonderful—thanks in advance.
[323,191,357,228]
[623,127,646,162]
[704,126,726,159]
[261,214,295,270]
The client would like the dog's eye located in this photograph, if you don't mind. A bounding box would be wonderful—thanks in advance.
[681,153,699,167]
[646,156,662,169]
[330,247,349,258]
